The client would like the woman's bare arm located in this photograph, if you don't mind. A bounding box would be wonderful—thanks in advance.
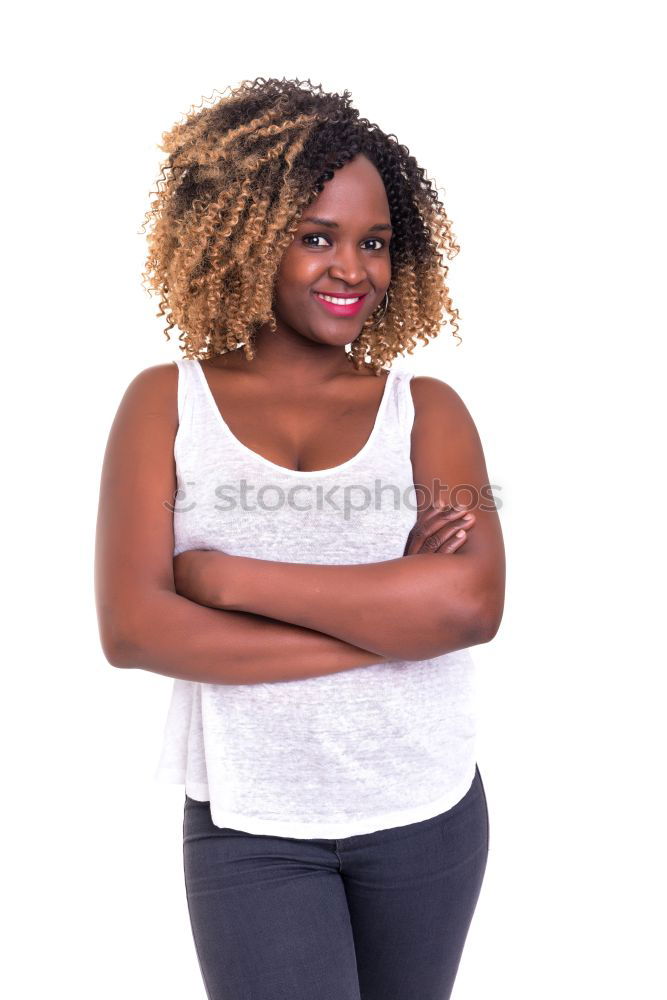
[188,549,484,661]
[112,591,389,684]
[95,364,388,684]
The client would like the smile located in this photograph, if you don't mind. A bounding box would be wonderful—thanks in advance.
[313,291,368,316]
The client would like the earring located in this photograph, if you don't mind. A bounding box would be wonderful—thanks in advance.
[370,290,389,329]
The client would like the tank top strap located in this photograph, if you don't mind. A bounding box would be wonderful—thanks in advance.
[375,366,415,447]
[173,358,210,426]
[393,367,415,432]
[173,358,211,450]
[172,359,185,424]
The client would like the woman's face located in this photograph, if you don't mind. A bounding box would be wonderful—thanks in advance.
[273,153,393,348]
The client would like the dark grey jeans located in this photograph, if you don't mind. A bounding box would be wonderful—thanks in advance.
[183,764,489,1000]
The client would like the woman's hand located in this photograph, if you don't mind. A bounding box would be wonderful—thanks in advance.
[173,549,229,609]
[403,503,476,556]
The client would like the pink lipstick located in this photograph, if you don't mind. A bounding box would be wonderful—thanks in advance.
[313,291,368,317]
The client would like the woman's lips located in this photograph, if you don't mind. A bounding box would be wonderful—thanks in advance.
[312,291,368,316]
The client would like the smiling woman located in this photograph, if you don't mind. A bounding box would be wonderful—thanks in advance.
[96,76,504,1000]
[138,75,462,374]
[302,212,392,315]
[270,152,394,339]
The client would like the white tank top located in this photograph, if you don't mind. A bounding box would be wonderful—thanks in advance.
[154,357,478,838]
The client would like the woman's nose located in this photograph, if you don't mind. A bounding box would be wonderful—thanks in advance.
[327,247,368,285]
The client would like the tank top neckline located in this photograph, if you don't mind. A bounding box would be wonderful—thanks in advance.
[190,358,399,478]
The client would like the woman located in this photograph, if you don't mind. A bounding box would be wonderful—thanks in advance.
[95,77,505,1000]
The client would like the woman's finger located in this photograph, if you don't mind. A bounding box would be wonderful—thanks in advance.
[420,516,475,554]
[404,504,475,556]
[404,504,468,555]
[440,528,468,554]
[404,503,467,554]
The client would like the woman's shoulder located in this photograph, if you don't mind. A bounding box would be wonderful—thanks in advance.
[110,364,180,419]
[408,374,480,445]
[408,374,467,413]
[127,361,179,392]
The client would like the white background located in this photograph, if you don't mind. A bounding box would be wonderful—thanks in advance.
[3,1,665,996]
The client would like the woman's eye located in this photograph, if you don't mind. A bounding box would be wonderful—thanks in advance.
[302,234,386,250]
[302,234,330,248]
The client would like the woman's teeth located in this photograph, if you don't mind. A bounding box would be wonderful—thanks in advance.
[316,293,362,305]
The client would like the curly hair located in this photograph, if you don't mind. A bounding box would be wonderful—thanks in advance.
[140,76,462,375]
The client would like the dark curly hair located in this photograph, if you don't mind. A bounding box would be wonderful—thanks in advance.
[140,76,462,375]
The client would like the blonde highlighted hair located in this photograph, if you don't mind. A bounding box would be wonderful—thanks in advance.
[140,76,462,375]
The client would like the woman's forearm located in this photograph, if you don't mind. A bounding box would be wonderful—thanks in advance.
[113,588,389,684]
[215,552,483,661]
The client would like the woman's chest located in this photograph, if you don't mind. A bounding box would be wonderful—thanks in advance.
[174,362,418,559]
[172,445,418,561]
[201,366,392,474]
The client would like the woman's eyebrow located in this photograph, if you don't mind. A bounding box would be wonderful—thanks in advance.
[300,215,393,232]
